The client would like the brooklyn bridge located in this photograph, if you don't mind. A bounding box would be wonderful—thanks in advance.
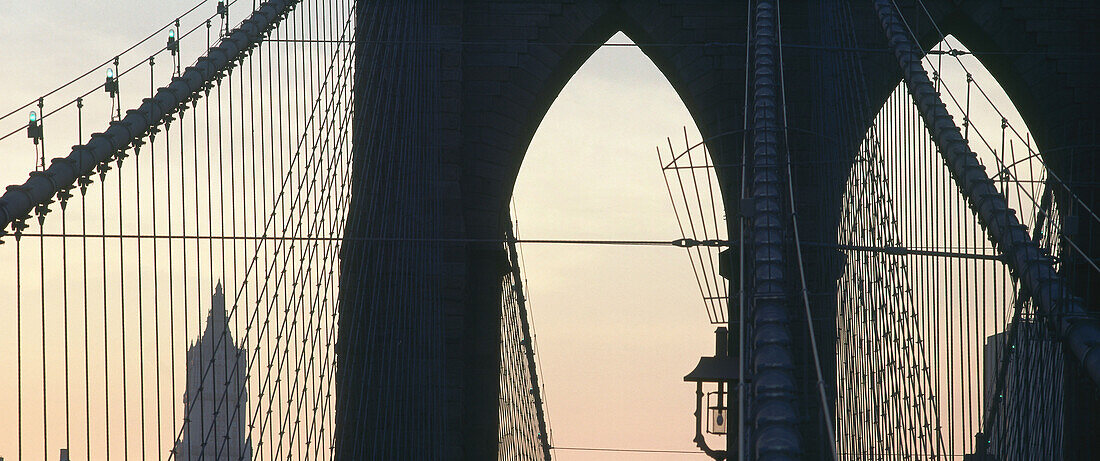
[0,0,1097,460]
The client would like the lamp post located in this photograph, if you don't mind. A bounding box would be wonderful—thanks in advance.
[685,327,741,460]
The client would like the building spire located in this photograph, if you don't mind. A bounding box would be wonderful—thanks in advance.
[177,279,252,460]
[206,279,229,339]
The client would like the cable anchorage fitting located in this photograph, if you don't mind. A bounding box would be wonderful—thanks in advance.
[672,238,730,248]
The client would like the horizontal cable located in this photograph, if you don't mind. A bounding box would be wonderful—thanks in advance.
[24,233,681,246]
[814,242,1007,262]
[551,445,700,454]
[266,38,1100,57]
[21,233,1013,261]
[270,39,886,52]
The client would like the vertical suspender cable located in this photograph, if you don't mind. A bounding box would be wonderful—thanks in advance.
[61,174,71,461]
[150,57,165,460]
[39,168,49,461]
[118,129,129,461]
[165,104,177,461]
[76,98,92,461]
[17,226,23,461]
[100,144,111,461]
[137,60,151,459]
[737,1,753,458]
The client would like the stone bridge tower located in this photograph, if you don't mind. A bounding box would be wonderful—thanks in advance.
[337,1,1100,459]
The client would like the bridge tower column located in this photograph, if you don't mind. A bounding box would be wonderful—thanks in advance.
[338,1,859,459]
[338,1,481,459]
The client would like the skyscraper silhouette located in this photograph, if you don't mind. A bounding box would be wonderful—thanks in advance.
[174,282,253,460]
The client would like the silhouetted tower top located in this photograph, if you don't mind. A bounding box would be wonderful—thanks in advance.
[173,281,253,461]
[204,281,231,341]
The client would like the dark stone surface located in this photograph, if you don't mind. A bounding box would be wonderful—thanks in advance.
[338,1,1100,459]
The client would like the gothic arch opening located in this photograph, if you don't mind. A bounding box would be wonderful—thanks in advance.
[508,32,721,458]
[836,34,1059,458]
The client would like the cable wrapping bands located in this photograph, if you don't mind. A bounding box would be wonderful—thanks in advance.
[747,0,802,458]
[0,0,299,230]
[872,0,1100,385]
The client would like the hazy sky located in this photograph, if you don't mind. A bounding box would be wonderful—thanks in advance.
[513,34,718,460]
[0,2,1047,461]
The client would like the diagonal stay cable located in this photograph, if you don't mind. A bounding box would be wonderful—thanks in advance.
[169,31,349,461]
[172,4,357,449]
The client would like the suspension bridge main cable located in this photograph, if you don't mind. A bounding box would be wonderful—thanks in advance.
[0,0,298,236]
[883,0,1100,283]
[873,0,1100,386]
[744,0,802,457]
[896,1,1094,456]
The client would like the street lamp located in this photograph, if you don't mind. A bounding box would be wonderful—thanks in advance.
[685,326,741,460]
